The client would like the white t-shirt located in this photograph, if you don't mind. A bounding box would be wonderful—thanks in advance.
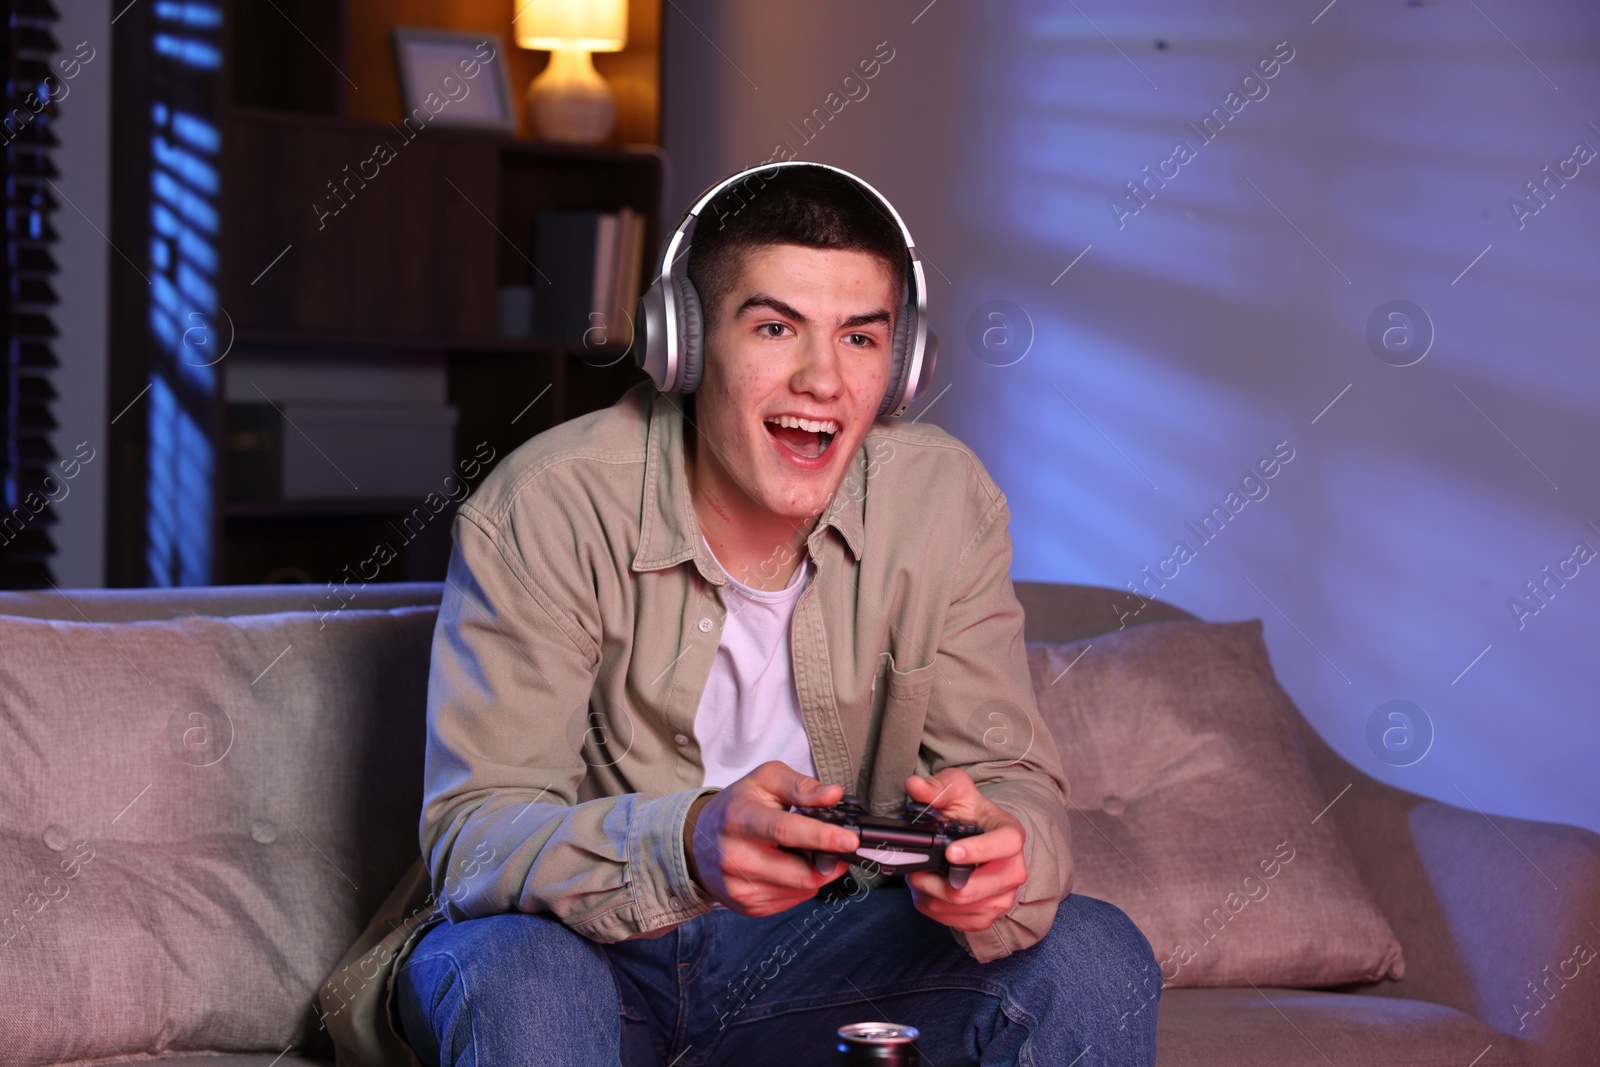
[694,533,818,789]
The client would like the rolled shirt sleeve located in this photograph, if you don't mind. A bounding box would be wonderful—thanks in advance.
[419,507,718,941]
[919,490,1075,963]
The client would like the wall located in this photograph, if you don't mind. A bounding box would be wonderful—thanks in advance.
[661,0,1600,833]
[50,0,111,587]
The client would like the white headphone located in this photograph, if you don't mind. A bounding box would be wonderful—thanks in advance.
[634,161,938,420]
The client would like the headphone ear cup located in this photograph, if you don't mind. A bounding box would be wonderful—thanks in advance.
[675,274,705,394]
[635,283,666,391]
[879,301,913,419]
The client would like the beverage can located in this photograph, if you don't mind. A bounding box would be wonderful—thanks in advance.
[836,1022,921,1065]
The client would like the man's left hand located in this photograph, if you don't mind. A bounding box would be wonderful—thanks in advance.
[902,769,1027,933]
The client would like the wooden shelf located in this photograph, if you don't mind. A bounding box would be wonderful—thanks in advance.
[223,497,434,519]
[219,111,663,343]
[224,106,662,165]
[450,340,636,364]
[231,329,633,362]
[107,0,664,587]
[501,138,667,167]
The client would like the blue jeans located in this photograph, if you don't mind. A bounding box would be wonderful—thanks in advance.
[395,880,1159,1067]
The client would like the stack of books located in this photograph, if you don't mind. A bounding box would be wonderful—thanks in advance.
[526,207,648,347]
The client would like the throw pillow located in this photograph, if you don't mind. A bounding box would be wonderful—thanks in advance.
[1027,619,1405,988]
[0,605,437,1064]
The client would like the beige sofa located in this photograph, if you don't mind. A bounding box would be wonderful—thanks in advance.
[0,580,1595,1066]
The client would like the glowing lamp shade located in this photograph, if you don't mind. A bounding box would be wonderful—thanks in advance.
[514,0,627,51]
[514,0,629,144]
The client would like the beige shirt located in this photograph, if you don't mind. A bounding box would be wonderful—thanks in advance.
[316,380,1075,1066]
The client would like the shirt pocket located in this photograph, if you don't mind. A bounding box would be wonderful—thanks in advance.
[858,653,938,813]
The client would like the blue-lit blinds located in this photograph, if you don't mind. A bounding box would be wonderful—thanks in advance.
[0,0,63,588]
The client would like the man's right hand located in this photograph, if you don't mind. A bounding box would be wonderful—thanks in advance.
[684,761,859,917]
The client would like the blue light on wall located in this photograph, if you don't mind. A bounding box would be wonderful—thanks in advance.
[143,2,221,586]
[937,0,1600,834]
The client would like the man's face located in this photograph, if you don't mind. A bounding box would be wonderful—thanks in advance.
[690,242,898,528]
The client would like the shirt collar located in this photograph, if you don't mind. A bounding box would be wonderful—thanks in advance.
[631,385,866,580]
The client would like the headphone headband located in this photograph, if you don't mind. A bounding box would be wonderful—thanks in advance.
[635,161,938,420]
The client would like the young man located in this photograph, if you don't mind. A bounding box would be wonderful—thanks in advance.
[387,165,1158,1065]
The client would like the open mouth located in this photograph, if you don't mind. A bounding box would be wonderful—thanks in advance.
[764,414,839,461]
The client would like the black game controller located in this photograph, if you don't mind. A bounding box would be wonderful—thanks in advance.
[788,794,985,888]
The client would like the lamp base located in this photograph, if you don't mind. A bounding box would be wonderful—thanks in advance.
[526,47,616,145]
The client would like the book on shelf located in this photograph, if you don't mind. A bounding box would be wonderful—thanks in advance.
[527,207,646,347]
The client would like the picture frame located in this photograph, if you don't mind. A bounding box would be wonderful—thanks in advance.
[391,28,517,134]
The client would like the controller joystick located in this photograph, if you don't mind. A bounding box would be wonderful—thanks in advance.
[788,793,984,889]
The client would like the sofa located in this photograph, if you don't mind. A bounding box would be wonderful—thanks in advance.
[0,579,1595,1067]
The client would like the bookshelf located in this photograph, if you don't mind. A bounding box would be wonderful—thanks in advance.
[107,0,665,588]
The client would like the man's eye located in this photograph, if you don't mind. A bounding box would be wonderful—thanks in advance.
[759,322,788,338]
[845,333,875,347]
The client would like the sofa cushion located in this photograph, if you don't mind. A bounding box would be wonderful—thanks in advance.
[1155,987,1531,1066]
[1027,619,1406,988]
[0,606,437,1065]
[52,1058,333,1067]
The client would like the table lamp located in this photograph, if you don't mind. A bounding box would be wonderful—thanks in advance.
[514,0,628,144]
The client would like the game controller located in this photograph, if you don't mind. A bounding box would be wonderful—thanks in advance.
[788,794,985,889]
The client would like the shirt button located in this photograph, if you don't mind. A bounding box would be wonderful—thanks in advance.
[674,733,690,746]
[698,617,713,632]
[669,896,682,910]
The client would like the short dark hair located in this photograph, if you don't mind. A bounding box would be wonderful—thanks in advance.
[686,165,908,325]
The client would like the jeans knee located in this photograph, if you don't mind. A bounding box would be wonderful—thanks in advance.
[982,894,1159,1061]
[1055,895,1162,1024]
[1060,895,1157,974]
[414,911,609,986]
[396,949,463,1067]
[397,912,618,1065]
[1072,894,1154,957]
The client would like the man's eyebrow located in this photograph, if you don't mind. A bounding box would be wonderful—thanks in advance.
[839,309,892,330]
[736,294,808,324]
[735,293,892,331]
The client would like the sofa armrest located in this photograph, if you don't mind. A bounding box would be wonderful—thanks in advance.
[1304,754,1600,1066]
